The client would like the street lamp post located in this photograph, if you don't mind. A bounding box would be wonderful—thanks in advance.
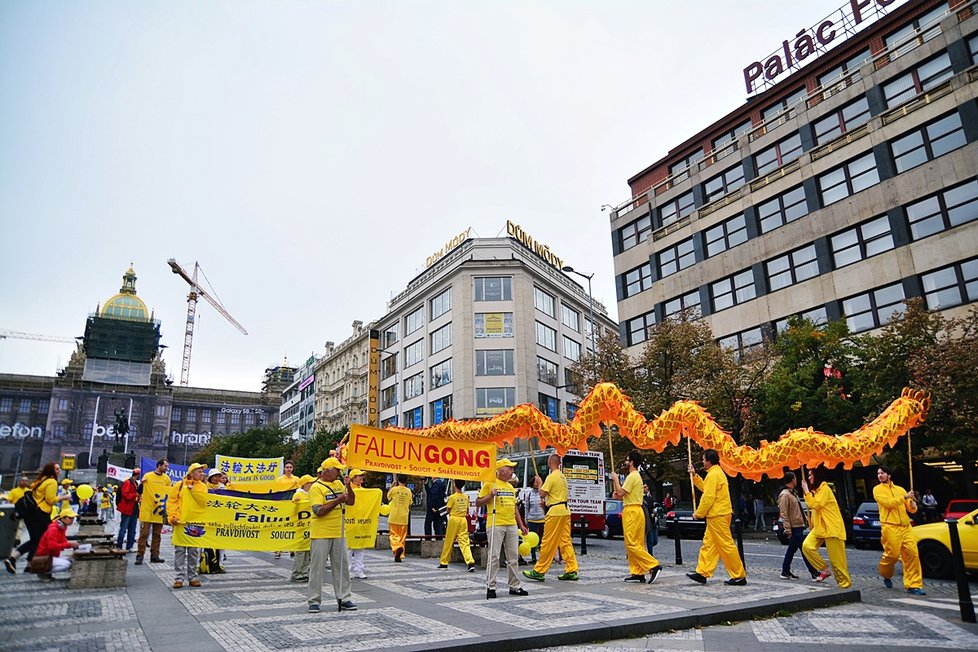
[561,266,597,358]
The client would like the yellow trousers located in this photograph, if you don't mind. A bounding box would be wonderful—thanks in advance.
[801,532,851,588]
[880,524,923,589]
[439,516,474,565]
[623,505,659,575]
[695,514,745,579]
[533,514,578,575]
[389,523,407,553]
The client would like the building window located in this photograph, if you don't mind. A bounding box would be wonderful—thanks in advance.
[185,408,196,422]
[813,96,871,144]
[201,410,211,423]
[882,51,952,108]
[172,407,182,421]
[430,323,452,355]
[381,386,398,410]
[669,149,705,183]
[891,112,966,174]
[382,352,398,379]
[476,387,516,416]
[405,306,424,335]
[754,132,803,176]
[906,179,978,240]
[535,322,557,351]
[216,411,226,425]
[704,214,748,257]
[817,152,879,206]
[430,287,452,320]
[537,357,558,385]
[817,48,871,91]
[0,398,11,412]
[842,283,906,333]
[244,412,254,426]
[761,87,806,122]
[563,337,581,362]
[757,185,808,233]
[404,340,423,368]
[538,393,559,421]
[561,305,580,331]
[659,190,695,228]
[155,404,167,417]
[566,403,579,420]
[774,306,829,332]
[921,258,978,310]
[619,214,652,251]
[403,406,423,429]
[884,3,947,59]
[711,269,756,312]
[970,33,978,62]
[533,287,556,317]
[622,263,652,298]
[18,399,30,412]
[58,398,68,411]
[830,215,894,269]
[718,327,764,358]
[474,312,513,338]
[474,276,512,301]
[712,120,753,153]
[703,163,746,203]
[430,395,453,424]
[38,401,48,415]
[626,311,655,347]
[404,373,423,400]
[430,359,452,389]
[664,290,701,318]
[383,324,399,348]
[658,238,695,278]
[476,349,515,376]
[766,244,819,292]
[230,412,240,425]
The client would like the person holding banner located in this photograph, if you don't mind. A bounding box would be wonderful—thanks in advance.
[874,465,925,595]
[169,462,209,589]
[198,469,227,575]
[291,474,315,583]
[136,459,171,566]
[612,450,661,584]
[476,458,529,598]
[346,469,372,579]
[308,458,357,613]
[387,477,412,562]
[116,468,141,552]
[524,453,579,582]
[686,449,746,586]
[438,479,476,572]
[273,461,301,560]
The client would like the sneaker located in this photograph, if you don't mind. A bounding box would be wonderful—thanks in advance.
[135,556,143,566]
[522,569,546,582]
[882,578,893,589]
[624,574,647,583]
[509,587,528,596]
[647,566,661,584]
[355,573,368,579]
[686,572,707,585]
[780,572,798,580]
[557,571,579,581]
[814,571,831,583]
[308,603,320,613]
[4,558,16,575]
[517,557,528,566]
[724,577,748,586]
[172,580,183,589]
[907,587,926,596]
[437,564,448,569]
[338,600,357,611]
[189,579,202,587]
[467,564,476,572]
[150,557,165,564]
[487,589,497,599]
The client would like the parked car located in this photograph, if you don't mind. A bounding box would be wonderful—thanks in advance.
[945,500,978,520]
[851,501,883,549]
[600,499,624,538]
[662,503,706,539]
[571,509,607,537]
[913,506,978,578]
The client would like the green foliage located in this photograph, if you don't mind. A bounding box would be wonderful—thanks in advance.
[289,427,348,476]
[190,425,296,465]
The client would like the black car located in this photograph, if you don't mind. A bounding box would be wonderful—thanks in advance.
[662,503,706,539]
[851,501,882,549]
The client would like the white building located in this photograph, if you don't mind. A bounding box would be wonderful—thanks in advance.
[279,354,319,441]
[313,321,375,434]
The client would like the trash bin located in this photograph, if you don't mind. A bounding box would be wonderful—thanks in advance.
[0,503,17,559]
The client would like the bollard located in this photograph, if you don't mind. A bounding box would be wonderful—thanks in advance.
[579,515,588,555]
[673,515,683,565]
[735,518,745,567]
[946,518,976,623]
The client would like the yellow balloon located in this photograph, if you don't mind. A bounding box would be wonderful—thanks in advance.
[523,531,540,548]
[518,542,532,557]
[76,484,94,501]
[379,503,391,517]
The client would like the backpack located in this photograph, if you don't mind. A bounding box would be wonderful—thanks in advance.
[13,490,39,520]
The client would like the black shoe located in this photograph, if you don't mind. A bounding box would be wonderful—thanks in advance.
[724,577,748,586]
[437,564,448,569]
[517,557,528,566]
[467,564,476,572]
[4,558,15,575]
[150,557,165,564]
[135,556,143,566]
[394,548,403,562]
[509,587,528,596]
[338,600,357,612]
[686,572,707,584]
[487,589,497,599]
[624,574,647,583]
[647,565,661,584]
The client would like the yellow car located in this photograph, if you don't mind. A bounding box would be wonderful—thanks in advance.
[912,507,978,578]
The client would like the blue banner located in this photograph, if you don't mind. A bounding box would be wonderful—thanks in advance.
[140,457,205,484]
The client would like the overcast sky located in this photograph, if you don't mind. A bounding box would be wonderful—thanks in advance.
[0,0,893,391]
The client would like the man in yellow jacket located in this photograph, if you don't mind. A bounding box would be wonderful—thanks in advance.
[136,458,171,565]
[801,467,850,588]
[438,479,476,571]
[686,449,746,585]
[387,476,413,562]
[523,453,579,582]
[169,462,209,588]
[611,450,661,583]
[874,465,925,595]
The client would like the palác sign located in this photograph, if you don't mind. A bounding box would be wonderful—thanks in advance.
[743,0,909,95]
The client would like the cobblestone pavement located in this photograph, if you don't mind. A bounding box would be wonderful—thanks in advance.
[1,522,976,651]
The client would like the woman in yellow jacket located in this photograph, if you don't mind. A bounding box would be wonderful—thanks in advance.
[801,467,850,588]
[874,465,925,595]
[686,449,746,585]
[169,463,209,589]
[4,462,69,573]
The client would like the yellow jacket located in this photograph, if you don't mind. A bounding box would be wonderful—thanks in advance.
[169,478,209,525]
[805,482,846,540]
[874,482,916,527]
[693,465,732,519]
[7,486,26,506]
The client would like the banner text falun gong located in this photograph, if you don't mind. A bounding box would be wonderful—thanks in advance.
[348,424,495,483]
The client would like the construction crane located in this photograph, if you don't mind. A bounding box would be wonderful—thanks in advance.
[167,259,248,386]
[0,329,78,344]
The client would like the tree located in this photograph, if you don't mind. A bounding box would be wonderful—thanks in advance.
[289,427,348,476]
[191,425,296,466]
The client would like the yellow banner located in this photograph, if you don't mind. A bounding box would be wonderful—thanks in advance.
[348,424,495,483]
[215,455,285,485]
[172,493,312,552]
[345,487,382,550]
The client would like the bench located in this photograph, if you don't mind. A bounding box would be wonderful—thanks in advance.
[68,547,127,589]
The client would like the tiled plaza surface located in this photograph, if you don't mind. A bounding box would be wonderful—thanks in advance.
[2,522,977,652]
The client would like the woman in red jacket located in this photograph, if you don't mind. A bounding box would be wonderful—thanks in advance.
[115,468,141,551]
[36,506,80,577]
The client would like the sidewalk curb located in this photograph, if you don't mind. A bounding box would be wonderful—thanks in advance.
[400,588,862,652]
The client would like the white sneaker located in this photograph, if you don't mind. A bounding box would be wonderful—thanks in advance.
[355,573,368,579]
